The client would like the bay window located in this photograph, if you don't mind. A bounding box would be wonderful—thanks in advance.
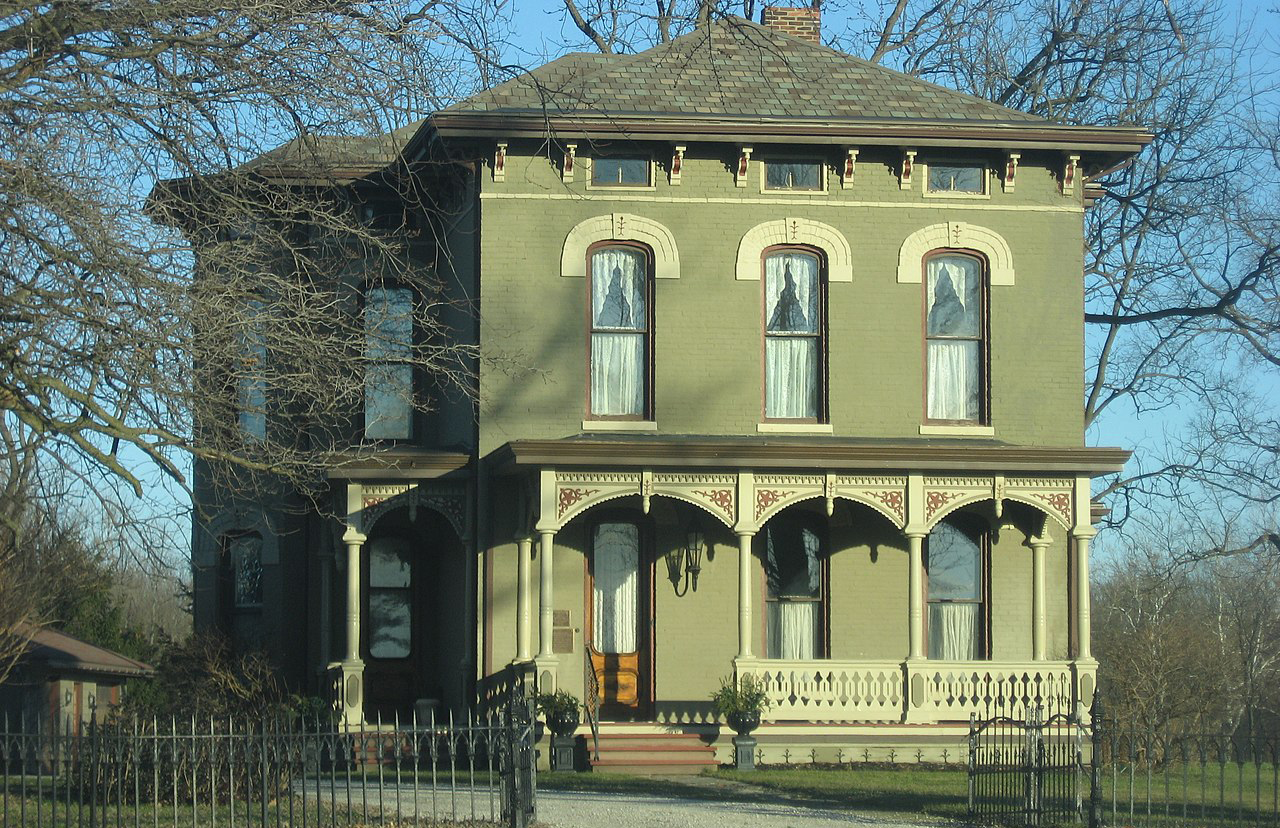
[764,249,824,420]
[925,252,985,422]
[589,245,651,418]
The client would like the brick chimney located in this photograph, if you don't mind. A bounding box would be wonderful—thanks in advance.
[761,5,821,45]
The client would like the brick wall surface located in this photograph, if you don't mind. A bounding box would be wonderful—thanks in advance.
[761,6,821,44]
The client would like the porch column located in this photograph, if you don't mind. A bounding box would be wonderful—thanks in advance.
[515,535,533,662]
[736,531,754,659]
[1073,528,1096,661]
[342,527,366,663]
[537,530,556,661]
[1030,533,1051,661]
[906,530,926,660]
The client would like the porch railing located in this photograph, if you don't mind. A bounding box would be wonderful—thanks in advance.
[737,659,1092,724]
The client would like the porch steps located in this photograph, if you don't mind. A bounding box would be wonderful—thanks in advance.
[586,730,719,775]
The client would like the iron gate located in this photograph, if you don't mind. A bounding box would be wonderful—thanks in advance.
[968,696,1100,827]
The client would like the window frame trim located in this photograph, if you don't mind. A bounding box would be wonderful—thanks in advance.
[761,244,829,424]
[585,240,656,422]
[362,282,418,442]
[923,513,992,661]
[921,248,990,427]
[760,158,829,194]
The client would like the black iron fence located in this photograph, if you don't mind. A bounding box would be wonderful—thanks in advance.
[969,696,1280,827]
[0,696,536,828]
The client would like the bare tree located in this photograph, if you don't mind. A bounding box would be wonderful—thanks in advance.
[0,1,515,519]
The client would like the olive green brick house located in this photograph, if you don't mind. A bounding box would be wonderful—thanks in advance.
[191,9,1151,765]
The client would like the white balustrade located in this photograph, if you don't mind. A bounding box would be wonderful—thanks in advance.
[907,661,1077,721]
[738,660,905,722]
[736,659,1091,724]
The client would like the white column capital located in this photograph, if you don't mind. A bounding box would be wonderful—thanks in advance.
[342,527,368,546]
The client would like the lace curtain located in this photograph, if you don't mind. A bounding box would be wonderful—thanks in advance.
[928,603,980,660]
[764,252,820,418]
[592,523,639,654]
[767,602,819,659]
[591,248,647,416]
[925,256,981,420]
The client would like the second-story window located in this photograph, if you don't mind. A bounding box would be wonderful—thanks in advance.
[764,249,823,420]
[592,157,650,187]
[765,161,823,191]
[925,252,986,423]
[237,297,267,440]
[364,286,414,439]
[589,245,651,418]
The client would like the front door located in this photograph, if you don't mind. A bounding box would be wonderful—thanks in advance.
[587,519,652,720]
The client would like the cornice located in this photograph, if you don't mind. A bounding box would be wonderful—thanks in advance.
[494,438,1130,477]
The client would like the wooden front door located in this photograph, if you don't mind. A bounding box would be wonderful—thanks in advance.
[587,519,651,720]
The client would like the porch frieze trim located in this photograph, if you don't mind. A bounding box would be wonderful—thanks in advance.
[921,476,994,527]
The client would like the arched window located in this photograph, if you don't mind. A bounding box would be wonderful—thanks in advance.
[763,248,825,421]
[763,511,826,659]
[925,515,988,660]
[924,252,986,423]
[589,244,652,419]
[364,285,414,439]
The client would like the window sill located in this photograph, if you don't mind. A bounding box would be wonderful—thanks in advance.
[757,422,834,434]
[582,420,658,432]
[919,424,995,437]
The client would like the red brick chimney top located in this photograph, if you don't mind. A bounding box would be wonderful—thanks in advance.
[761,6,821,45]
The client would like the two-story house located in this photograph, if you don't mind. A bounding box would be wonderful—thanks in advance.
[187,9,1151,766]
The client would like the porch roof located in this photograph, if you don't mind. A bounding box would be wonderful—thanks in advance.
[326,448,471,480]
[494,435,1129,477]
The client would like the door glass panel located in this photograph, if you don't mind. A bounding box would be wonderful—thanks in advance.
[369,590,411,658]
[592,522,639,654]
[370,538,411,588]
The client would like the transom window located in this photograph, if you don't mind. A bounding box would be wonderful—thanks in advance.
[591,157,651,187]
[764,249,823,420]
[764,512,825,659]
[589,245,651,418]
[765,161,823,191]
[368,537,412,660]
[364,286,414,439]
[927,164,985,194]
[925,253,985,423]
[926,516,988,660]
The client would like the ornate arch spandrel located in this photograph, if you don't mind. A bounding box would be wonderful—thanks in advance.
[561,214,680,280]
[651,473,737,528]
[553,471,644,528]
[736,218,853,283]
[1002,478,1075,532]
[897,222,1015,285]
[833,475,909,530]
[359,482,470,540]
[752,474,826,527]
[921,476,994,530]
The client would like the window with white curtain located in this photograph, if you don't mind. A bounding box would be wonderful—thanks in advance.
[764,513,824,659]
[925,253,985,422]
[592,522,640,654]
[364,286,414,439]
[764,250,823,420]
[926,516,986,660]
[590,246,650,418]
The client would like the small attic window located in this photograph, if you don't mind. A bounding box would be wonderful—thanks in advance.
[765,161,823,191]
[926,163,986,195]
[592,157,651,187]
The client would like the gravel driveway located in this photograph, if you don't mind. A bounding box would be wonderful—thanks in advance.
[537,787,954,828]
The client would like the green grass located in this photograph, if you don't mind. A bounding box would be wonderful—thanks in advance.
[713,766,969,821]
[1098,761,1280,826]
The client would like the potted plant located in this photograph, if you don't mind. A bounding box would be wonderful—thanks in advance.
[535,689,581,737]
[711,674,770,735]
